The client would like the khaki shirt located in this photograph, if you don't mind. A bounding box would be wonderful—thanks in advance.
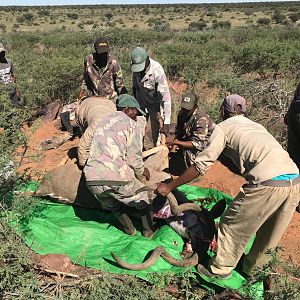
[76,96,116,167]
[194,115,298,184]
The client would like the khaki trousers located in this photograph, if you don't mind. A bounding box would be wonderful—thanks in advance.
[210,183,300,275]
[144,145,169,172]
[144,112,163,150]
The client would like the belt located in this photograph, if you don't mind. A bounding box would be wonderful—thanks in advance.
[247,176,300,188]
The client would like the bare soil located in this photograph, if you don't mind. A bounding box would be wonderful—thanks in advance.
[17,119,300,267]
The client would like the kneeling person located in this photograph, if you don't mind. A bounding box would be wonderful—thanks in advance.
[84,94,155,237]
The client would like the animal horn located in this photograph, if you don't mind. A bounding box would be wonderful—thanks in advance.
[111,246,199,270]
[110,246,164,271]
[161,249,199,267]
[167,192,202,214]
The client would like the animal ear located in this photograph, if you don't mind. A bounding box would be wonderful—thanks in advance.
[209,199,226,219]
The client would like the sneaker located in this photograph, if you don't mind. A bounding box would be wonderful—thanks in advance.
[196,263,232,280]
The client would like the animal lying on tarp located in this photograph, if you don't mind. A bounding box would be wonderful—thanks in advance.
[20,163,226,269]
[111,190,226,270]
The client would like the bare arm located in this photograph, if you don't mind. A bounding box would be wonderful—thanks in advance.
[157,125,227,196]
[173,139,194,149]
[156,164,200,196]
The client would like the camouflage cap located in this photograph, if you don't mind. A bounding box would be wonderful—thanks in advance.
[94,37,109,54]
[131,47,148,72]
[117,94,146,116]
[0,43,5,52]
[221,94,246,113]
[181,92,198,110]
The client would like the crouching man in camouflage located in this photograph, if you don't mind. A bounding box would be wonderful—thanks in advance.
[169,92,215,175]
[83,94,156,237]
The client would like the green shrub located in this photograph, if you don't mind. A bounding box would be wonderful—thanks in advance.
[66,12,79,20]
[143,7,150,15]
[257,17,271,25]
[206,10,217,17]
[212,20,231,29]
[104,12,113,20]
[37,9,50,17]
[153,22,170,32]
[231,35,300,77]
[272,10,287,24]
[18,12,34,22]
[16,16,26,23]
[289,12,300,23]
[188,21,207,31]
[0,23,6,33]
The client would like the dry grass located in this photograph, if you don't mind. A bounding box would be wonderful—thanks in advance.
[0,3,299,33]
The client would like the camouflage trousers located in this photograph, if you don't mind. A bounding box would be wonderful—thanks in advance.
[88,178,155,212]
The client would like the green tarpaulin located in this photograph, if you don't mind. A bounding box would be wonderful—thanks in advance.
[10,183,264,299]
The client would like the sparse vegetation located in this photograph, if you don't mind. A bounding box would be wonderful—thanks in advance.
[188,21,207,31]
[1,2,300,299]
[257,17,271,25]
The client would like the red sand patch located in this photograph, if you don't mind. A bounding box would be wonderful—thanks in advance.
[16,120,79,178]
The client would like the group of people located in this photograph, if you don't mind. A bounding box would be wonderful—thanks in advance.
[2,36,300,280]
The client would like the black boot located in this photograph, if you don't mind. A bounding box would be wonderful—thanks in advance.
[60,111,74,135]
[115,212,136,236]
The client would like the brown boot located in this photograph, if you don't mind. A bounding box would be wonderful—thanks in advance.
[140,206,158,238]
[115,212,136,236]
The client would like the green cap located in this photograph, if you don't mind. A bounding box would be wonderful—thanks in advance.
[181,92,198,110]
[131,47,148,72]
[117,94,146,116]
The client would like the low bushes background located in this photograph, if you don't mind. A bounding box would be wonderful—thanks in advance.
[1,22,300,299]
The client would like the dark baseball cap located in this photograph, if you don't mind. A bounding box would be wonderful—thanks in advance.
[94,37,109,54]
[181,92,199,110]
[131,47,148,72]
[221,94,246,113]
[117,94,146,116]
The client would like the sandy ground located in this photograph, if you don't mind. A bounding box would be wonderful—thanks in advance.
[16,119,300,266]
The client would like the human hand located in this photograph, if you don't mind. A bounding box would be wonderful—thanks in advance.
[169,144,178,153]
[156,182,172,196]
[160,124,170,135]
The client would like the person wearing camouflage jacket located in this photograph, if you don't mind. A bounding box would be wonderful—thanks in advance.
[83,94,156,237]
[79,37,127,103]
[84,111,149,211]
[169,92,215,174]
